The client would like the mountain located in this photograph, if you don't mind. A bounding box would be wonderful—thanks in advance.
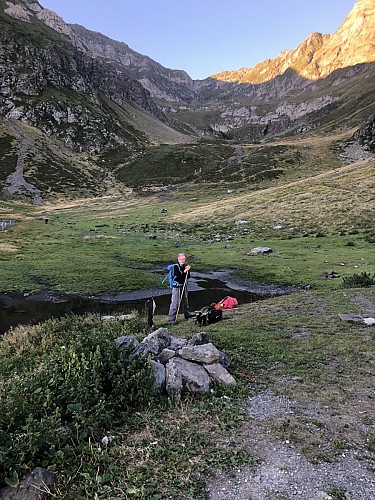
[212,0,375,84]
[69,24,197,104]
[0,0,192,201]
[174,0,375,141]
[0,0,374,204]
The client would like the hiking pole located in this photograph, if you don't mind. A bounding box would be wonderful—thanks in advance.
[175,272,188,323]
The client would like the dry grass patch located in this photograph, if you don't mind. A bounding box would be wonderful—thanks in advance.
[0,243,18,253]
[172,159,374,233]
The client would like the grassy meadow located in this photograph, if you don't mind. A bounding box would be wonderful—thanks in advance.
[0,157,373,296]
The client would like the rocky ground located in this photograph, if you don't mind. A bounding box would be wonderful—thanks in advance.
[206,390,375,499]
[3,120,43,205]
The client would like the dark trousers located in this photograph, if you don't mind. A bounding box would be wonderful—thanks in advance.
[168,286,190,323]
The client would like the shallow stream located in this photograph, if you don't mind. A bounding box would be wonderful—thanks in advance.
[0,271,298,334]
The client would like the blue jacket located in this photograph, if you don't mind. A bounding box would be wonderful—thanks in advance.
[167,263,190,288]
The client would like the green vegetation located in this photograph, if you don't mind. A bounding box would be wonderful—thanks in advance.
[0,315,153,486]
[115,143,233,188]
[1,282,374,497]
[0,314,254,498]
[342,271,375,288]
[0,190,374,294]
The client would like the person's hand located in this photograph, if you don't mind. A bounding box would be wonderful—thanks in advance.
[184,265,191,273]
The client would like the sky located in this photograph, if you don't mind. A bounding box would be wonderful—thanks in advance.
[40,0,357,80]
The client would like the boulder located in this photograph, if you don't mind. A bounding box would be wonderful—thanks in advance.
[339,313,364,323]
[169,335,188,351]
[165,358,183,400]
[248,247,273,255]
[158,348,176,364]
[204,363,236,386]
[218,350,231,369]
[133,328,170,357]
[186,332,209,346]
[151,360,166,390]
[166,358,211,399]
[178,343,220,364]
[0,467,55,499]
[114,335,139,352]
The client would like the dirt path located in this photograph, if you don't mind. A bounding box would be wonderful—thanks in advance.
[3,120,43,205]
[207,391,375,499]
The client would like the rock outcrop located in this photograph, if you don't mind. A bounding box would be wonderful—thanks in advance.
[0,467,55,499]
[353,113,375,152]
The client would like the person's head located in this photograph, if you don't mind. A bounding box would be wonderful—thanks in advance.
[177,253,186,265]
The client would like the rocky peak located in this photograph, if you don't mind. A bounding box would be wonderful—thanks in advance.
[3,0,88,51]
[211,0,375,84]
[32,8,88,52]
[312,0,375,77]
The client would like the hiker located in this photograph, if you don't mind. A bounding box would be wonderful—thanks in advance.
[168,253,191,325]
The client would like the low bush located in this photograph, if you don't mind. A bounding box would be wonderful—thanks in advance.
[364,228,375,243]
[0,314,153,486]
[342,272,375,288]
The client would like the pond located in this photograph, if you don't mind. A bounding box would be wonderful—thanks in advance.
[0,271,299,334]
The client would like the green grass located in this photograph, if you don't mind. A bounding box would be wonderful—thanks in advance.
[0,194,373,294]
[167,286,375,463]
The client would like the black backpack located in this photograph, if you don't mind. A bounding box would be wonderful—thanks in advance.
[195,306,223,326]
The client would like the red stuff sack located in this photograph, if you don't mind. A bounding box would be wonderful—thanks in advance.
[213,296,238,310]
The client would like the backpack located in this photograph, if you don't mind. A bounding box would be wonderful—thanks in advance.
[162,264,179,288]
[195,306,223,326]
[212,296,238,310]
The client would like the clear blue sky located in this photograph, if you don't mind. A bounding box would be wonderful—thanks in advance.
[40,0,356,79]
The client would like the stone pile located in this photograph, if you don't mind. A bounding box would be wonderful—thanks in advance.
[114,328,236,400]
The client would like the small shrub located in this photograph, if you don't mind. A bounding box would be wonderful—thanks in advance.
[327,485,347,500]
[0,314,154,485]
[345,241,355,247]
[342,272,375,288]
[364,228,375,243]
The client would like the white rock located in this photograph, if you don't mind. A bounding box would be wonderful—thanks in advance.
[203,363,236,385]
